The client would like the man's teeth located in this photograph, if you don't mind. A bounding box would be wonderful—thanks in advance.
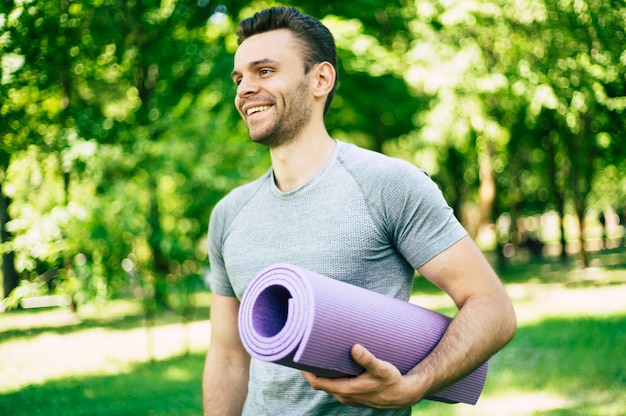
[247,105,270,116]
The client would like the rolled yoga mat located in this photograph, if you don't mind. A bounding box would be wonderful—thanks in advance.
[238,263,489,405]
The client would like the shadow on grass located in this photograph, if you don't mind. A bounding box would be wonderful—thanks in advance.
[3,315,624,416]
[0,353,206,416]
[491,246,626,285]
[1,303,211,343]
[410,247,626,296]
[489,314,626,415]
[411,313,626,415]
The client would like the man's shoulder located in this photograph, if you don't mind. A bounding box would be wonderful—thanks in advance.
[212,169,270,217]
[336,141,428,184]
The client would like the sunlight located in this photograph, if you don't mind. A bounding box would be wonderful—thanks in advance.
[0,316,210,394]
[509,283,626,326]
[451,391,568,415]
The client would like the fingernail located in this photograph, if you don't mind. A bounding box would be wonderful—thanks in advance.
[354,346,363,358]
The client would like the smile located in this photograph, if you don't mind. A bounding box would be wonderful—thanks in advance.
[246,105,271,116]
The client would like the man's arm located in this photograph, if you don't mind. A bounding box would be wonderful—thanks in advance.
[203,293,250,416]
[303,235,516,408]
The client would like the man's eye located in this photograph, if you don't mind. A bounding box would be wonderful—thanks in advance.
[260,69,272,76]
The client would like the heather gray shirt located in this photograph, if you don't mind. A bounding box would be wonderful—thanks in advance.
[208,141,467,416]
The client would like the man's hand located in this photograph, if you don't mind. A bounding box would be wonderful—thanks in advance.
[302,344,424,409]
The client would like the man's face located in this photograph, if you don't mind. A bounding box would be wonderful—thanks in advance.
[232,29,313,147]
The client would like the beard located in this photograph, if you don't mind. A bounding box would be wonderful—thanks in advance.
[247,80,312,148]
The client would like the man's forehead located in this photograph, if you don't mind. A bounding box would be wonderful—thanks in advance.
[234,29,300,66]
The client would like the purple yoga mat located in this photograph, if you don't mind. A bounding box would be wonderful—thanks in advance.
[238,263,489,405]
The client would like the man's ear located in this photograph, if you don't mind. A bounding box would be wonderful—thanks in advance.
[311,62,336,98]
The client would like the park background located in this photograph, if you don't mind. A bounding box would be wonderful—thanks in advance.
[1,0,625,415]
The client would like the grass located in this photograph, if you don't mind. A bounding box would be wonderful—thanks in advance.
[1,247,625,416]
[0,355,205,416]
[410,247,626,416]
[0,298,212,416]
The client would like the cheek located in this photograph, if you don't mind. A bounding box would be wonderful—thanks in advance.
[234,98,245,117]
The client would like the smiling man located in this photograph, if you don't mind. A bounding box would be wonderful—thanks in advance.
[202,6,516,416]
[231,42,315,149]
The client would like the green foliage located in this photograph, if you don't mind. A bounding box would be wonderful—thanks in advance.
[1,0,257,306]
[1,0,625,304]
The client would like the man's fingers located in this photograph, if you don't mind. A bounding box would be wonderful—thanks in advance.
[301,371,322,389]
[301,372,316,383]
[301,350,408,409]
[303,345,394,394]
[352,344,376,369]
[352,344,399,381]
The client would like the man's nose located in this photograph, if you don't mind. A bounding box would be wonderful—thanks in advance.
[237,76,259,98]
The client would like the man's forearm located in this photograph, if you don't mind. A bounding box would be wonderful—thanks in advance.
[202,353,249,416]
[406,295,516,400]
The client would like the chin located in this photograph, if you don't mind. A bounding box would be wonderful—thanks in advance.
[249,132,290,149]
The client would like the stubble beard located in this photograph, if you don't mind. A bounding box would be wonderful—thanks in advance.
[247,80,312,149]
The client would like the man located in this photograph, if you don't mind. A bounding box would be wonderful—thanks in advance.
[203,6,516,416]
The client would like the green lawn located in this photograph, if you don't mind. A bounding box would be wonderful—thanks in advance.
[1,248,625,416]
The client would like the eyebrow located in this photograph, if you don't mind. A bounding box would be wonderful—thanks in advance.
[231,58,280,79]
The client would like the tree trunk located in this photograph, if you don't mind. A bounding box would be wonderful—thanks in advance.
[478,140,496,231]
[445,146,466,228]
[545,129,569,262]
[0,181,18,299]
[147,176,170,309]
[569,115,594,268]
[557,199,568,261]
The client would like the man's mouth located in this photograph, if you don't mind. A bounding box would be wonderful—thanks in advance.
[246,105,271,116]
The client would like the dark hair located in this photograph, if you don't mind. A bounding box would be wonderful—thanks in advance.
[237,6,338,116]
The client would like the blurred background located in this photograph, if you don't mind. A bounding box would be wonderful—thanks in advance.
[1,0,625,415]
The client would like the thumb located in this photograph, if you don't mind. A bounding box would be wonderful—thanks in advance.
[352,344,400,381]
[352,344,375,368]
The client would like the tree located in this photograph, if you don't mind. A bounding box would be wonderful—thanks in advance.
[379,0,625,265]
[2,0,625,308]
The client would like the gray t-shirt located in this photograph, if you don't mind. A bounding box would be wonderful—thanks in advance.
[208,141,467,415]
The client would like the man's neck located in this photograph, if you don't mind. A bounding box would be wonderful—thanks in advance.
[269,129,335,193]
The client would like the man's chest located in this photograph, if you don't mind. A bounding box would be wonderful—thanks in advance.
[221,192,393,298]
